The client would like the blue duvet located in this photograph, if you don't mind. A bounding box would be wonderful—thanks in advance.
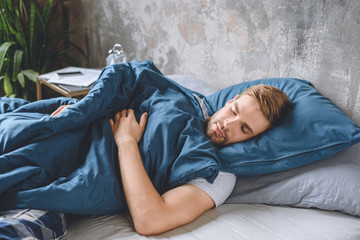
[0,61,219,214]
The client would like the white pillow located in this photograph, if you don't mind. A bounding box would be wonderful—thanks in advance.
[225,142,360,217]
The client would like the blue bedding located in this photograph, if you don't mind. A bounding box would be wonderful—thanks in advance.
[0,209,66,239]
[0,61,219,215]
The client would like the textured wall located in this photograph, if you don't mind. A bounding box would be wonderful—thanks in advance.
[70,0,360,125]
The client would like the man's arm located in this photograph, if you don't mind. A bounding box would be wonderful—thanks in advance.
[109,109,215,236]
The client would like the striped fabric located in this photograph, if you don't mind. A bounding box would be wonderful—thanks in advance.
[0,209,66,240]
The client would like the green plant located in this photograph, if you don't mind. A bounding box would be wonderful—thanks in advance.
[0,0,85,100]
[0,41,38,99]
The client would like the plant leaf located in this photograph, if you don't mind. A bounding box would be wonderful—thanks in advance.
[29,1,36,60]
[19,0,28,21]
[6,0,13,16]
[0,7,10,40]
[12,49,23,80]
[0,41,14,73]
[17,71,25,88]
[4,73,13,95]
[42,0,54,25]
[22,69,38,83]
[14,8,28,66]
[35,5,46,33]
[1,1,17,37]
[34,3,46,69]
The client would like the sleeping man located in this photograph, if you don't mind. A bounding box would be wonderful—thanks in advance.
[0,61,289,237]
[52,83,289,235]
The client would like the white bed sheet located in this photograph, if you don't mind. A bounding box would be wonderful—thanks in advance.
[63,204,360,240]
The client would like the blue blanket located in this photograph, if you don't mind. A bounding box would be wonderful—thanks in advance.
[0,61,219,215]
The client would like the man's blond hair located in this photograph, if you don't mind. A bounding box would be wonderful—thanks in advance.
[238,84,289,127]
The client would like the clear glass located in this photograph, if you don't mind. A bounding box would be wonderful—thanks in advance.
[106,44,128,66]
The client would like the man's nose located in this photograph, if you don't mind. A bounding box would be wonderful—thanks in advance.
[224,118,237,128]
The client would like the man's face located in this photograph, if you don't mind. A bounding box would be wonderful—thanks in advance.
[205,94,270,146]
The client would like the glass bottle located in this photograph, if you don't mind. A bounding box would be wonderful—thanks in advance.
[106,44,128,66]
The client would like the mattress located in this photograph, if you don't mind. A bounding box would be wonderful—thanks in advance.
[64,203,360,240]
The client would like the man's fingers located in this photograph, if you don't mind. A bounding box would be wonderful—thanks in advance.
[115,109,147,127]
[50,107,64,117]
[126,109,135,119]
[120,110,127,118]
[50,110,59,117]
[50,105,72,117]
[140,112,148,128]
[114,112,121,121]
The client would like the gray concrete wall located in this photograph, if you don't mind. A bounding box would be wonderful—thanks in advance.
[70,0,360,125]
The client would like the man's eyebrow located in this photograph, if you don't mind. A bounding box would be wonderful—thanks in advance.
[234,102,254,135]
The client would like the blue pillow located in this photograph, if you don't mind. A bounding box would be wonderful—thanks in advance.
[205,78,360,177]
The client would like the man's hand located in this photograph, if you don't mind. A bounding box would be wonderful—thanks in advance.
[50,105,72,117]
[109,109,148,145]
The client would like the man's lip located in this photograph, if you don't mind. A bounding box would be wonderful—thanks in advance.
[215,123,224,138]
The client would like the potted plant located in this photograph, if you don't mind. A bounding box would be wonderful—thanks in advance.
[0,0,85,101]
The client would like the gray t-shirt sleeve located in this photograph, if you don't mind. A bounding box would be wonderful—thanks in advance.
[188,171,236,207]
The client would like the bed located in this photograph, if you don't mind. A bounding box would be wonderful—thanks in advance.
[1,64,360,239]
[62,74,360,240]
[64,204,360,240]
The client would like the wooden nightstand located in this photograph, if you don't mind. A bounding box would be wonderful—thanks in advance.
[36,67,102,100]
[36,77,91,100]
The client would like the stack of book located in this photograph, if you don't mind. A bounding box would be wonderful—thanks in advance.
[38,66,102,92]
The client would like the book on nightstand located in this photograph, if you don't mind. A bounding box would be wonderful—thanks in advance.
[39,66,102,89]
[37,66,103,100]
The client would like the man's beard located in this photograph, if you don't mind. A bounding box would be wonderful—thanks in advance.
[204,116,229,147]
